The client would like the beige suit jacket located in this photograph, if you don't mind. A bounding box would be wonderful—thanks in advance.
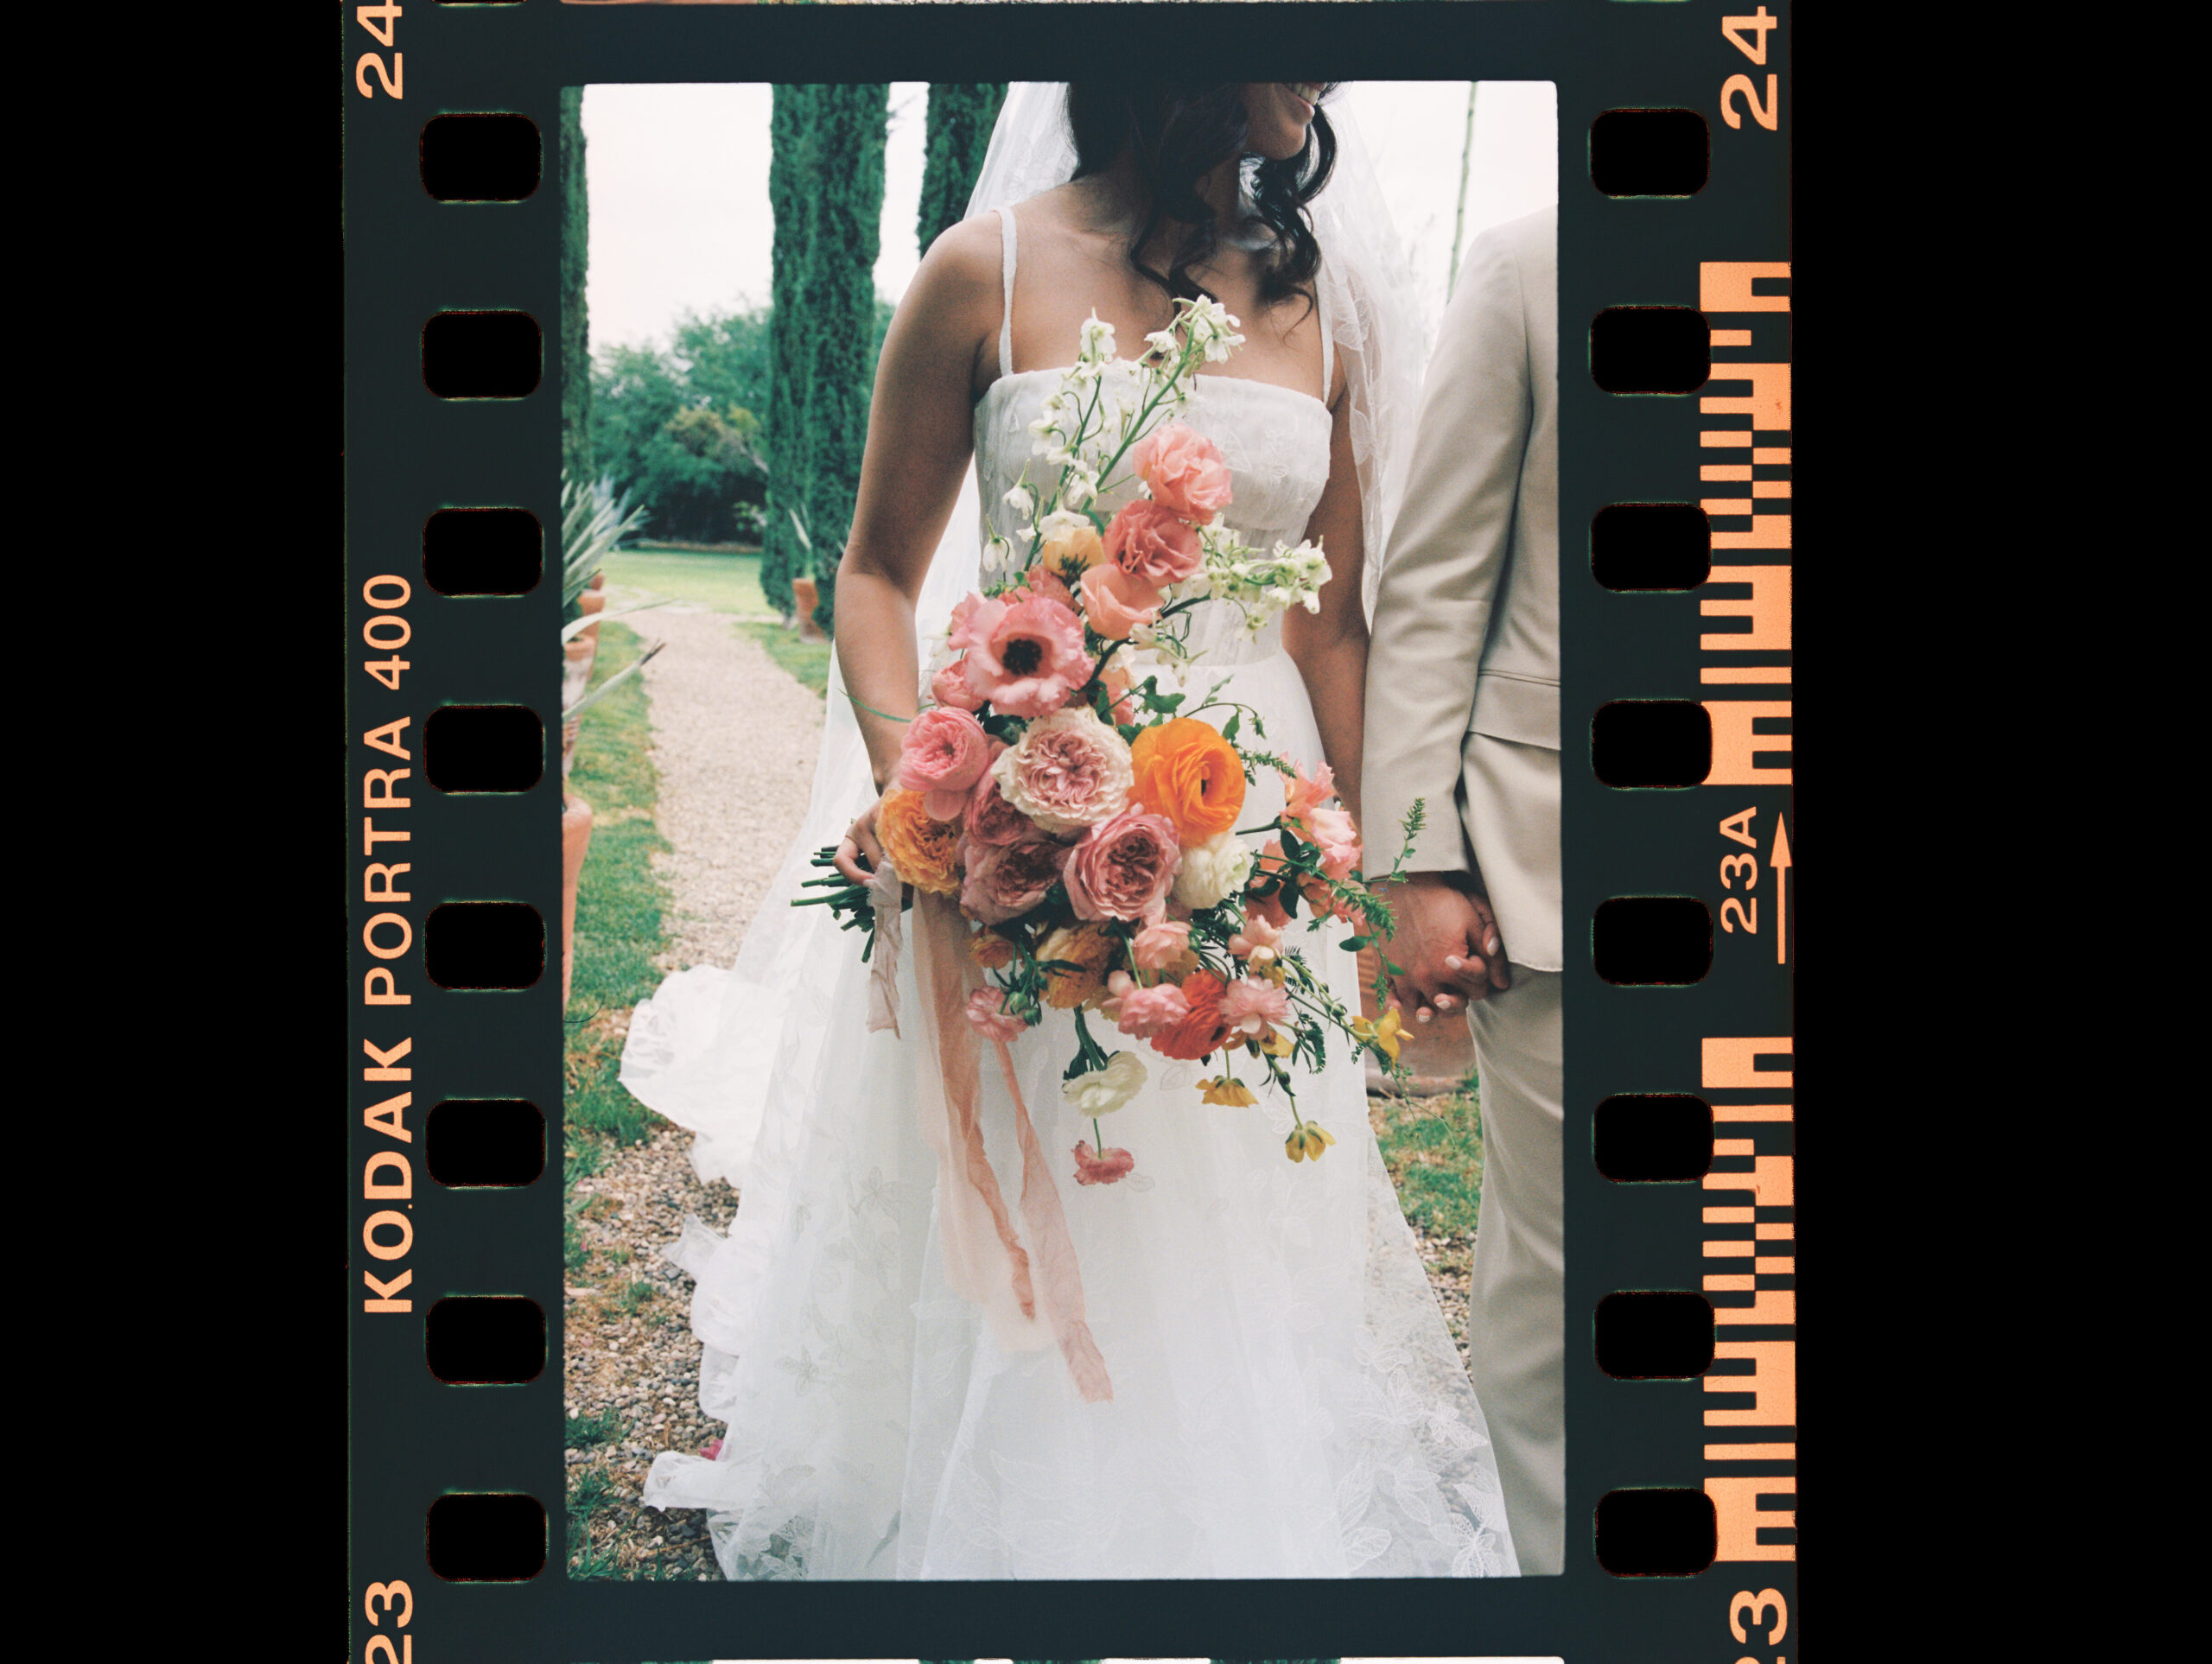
[1363,206,1560,973]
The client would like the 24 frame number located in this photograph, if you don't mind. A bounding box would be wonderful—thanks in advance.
[355,3,403,100]
[1721,9,1779,131]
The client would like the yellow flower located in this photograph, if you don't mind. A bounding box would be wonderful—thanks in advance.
[969,930,1016,969]
[1284,1121,1338,1162]
[1257,1027,1294,1057]
[1198,1076,1257,1107]
[1351,1007,1404,1064]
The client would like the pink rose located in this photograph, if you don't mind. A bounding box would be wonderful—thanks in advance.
[1130,919,1192,970]
[1063,805,1183,923]
[963,767,1038,848]
[959,835,1068,924]
[964,986,1031,1043]
[1011,564,1076,610]
[1101,969,1192,1038]
[1077,562,1162,641]
[896,707,994,820]
[1219,975,1294,1038]
[1227,910,1283,958]
[991,706,1134,835]
[931,659,985,712]
[1281,760,1337,825]
[1133,422,1234,521]
[1103,499,1204,587]
[951,594,1092,718]
[1300,803,1363,881]
[1071,1140,1136,1186]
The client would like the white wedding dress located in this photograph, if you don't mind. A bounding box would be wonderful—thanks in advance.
[623,201,1517,1580]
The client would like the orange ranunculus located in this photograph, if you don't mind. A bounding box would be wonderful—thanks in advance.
[1149,969,1231,1062]
[969,929,1017,969]
[1129,718,1246,844]
[877,787,964,896]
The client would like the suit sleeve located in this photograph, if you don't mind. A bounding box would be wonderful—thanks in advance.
[1361,227,1533,878]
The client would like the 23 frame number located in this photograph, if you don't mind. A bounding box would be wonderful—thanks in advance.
[1721,9,1779,131]
[354,3,403,100]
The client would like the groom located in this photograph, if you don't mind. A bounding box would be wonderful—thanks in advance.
[1363,205,1561,1575]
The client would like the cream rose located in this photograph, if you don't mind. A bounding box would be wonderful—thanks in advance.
[1062,1050,1147,1116]
[1172,829,1256,910]
[990,705,1134,835]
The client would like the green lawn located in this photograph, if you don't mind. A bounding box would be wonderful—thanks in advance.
[564,619,671,1153]
[600,544,833,701]
[601,545,778,617]
[1372,1079,1485,1240]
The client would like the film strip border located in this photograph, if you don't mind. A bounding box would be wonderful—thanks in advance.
[346,3,1793,1657]
[1564,3,1796,1652]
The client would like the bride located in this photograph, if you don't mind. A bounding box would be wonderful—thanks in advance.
[619,80,1520,1579]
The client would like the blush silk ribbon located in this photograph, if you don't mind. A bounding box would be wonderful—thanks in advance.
[864,875,1112,1404]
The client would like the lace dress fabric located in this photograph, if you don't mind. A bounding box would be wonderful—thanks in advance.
[635,206,1517,1581]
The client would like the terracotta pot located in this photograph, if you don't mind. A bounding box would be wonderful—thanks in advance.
[577,587,607,653]
[791,575,826,642]
[561,791,594,1007]
[560,715,582,778]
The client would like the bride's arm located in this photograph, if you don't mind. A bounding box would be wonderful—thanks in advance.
[1283,361,1369,830]
[829,217,1001,878]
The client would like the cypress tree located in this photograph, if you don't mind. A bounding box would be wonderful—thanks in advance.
[558,86,592,480]
[917,84,1007,256]
[799,82,889,634]
[761,84,811,618]
[761,84,890,632]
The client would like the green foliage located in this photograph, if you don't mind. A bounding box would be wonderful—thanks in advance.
[563,622,672,1148]
[762,83,891,632]
[589,315,771,545]
[562,473,650,615]
[566,1407,624,1449]
[918,84,1007,254]
[559,88,592,480]
[613,1279,658,1315]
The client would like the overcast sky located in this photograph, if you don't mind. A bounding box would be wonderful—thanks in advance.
[582,81,1557,364]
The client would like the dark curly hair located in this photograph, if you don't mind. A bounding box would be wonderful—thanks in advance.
[1064,82,1338,316]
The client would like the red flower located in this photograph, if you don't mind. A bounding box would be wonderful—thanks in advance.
[1072,1140,1136,1185]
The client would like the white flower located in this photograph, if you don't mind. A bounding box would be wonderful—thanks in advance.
[1064,1050,1147,1116]
[1144,327,1179,359]
[1006,484,1034,516]
[1173,829,1256,910]
[1038,507,1090,544]
[1078,312,1116,363]
[1062,470,1096,510]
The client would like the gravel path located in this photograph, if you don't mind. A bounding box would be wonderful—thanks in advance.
[565,598,1474,1581]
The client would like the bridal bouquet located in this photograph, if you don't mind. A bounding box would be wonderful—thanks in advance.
[804,296,1421,1185]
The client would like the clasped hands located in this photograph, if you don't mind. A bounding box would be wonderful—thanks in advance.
[1376,872,1510,1026]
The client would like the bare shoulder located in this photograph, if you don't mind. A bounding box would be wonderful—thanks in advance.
[908,212,1004,320]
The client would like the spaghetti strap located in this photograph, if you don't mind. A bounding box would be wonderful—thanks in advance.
[998,206,1018,380]
[1316,261,1334,403]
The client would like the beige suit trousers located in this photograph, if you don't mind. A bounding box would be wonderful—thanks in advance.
[1463,964,1564,1575]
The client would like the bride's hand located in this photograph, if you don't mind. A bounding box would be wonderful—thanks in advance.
[835,794,891,886]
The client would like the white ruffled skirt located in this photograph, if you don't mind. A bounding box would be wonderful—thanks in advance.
[620,647,1518,1578]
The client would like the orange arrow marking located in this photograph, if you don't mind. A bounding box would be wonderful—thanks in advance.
[1770,814,1791,964]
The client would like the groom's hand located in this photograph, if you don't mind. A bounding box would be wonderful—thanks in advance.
[1378,873,1511,1025]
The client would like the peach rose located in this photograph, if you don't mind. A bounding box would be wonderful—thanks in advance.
[1071,1140,1135,1186]
[1219,975,1294,1038]
[963,767,1039,848]
[931,658,985,712]
[896,707,994,821]
[1133,422,1234,521]
[1101,969,1192,1038]
[1130,718,1248,845]
[960,835,1069,924]
[964,986,1031,1043]
[1064,805,1182,923]
[1077,562,1162,641]
[877,787,963,896]
[1103,498,1204,587]
[1130,919,1195,973]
